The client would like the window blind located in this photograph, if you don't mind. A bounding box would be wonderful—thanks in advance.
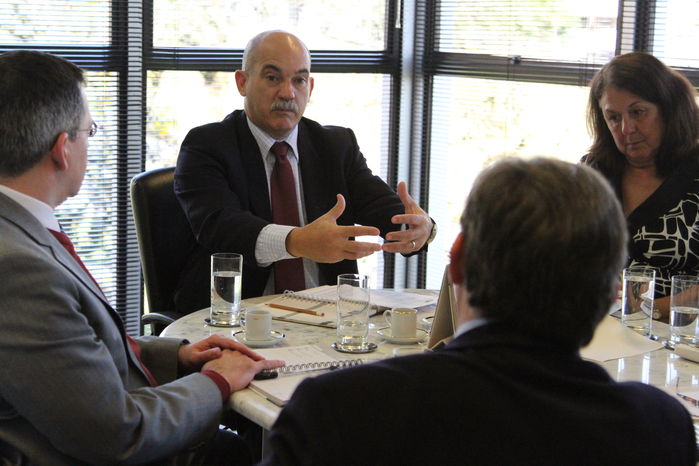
[0,0,143,334]
[417,0,620,289]
[631,0,699,84]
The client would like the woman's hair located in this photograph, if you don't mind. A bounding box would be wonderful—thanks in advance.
[585,52,699,179]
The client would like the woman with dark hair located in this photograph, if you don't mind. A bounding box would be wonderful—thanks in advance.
[584,52,699,319]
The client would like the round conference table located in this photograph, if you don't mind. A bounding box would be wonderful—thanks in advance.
[161,292,438,430]
[161,293,699,450]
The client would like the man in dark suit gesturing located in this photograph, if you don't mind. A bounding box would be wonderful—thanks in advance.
[174,30,437,314]
[261,158,696,465]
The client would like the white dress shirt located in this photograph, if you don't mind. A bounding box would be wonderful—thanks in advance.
[453,317,489,338]
[246,118,320,294]
[0,184,59,231]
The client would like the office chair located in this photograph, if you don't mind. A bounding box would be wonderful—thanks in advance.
[130,167,197,335]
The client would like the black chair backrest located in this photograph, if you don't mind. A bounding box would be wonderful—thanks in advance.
[130,167,196,317]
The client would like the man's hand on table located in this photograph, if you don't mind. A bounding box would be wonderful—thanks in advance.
[179,334,284,388]
[202,349,285,392]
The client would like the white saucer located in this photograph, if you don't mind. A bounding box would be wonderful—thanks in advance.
[377,328,428,345]
[233,330,285,348]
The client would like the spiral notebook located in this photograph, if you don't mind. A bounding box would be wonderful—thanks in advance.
[264,287,343,328]
[249,345,363,406]
[264,285,437,328]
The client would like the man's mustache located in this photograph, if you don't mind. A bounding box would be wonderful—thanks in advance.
[271,100,299,113]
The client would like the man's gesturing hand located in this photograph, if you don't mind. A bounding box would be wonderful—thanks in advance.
[286,194,382,263]
[382,181,432,254]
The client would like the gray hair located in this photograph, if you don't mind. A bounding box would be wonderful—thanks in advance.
[458,157,627,348]
[0,50,85,177]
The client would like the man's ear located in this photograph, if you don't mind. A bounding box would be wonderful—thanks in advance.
[308,76,314,98]
[449,233,465,285]
[234,70,248,96]
[49,132,70,172]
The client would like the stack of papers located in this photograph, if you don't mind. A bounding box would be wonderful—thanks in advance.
[261,286,437,328]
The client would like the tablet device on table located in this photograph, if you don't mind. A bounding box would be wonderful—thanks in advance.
[427,266,458,349]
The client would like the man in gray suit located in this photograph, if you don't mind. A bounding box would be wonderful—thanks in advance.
[0,51,282,465]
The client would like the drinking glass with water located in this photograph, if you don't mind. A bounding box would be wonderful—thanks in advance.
[210,253,242,326]
[670,274,699,345]
[335,274,371,352]
[621,266,655,337]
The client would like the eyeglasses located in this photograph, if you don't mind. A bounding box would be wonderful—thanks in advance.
[75,121,98,138]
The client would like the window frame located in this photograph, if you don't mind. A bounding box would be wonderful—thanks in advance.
[0,0,144,333]
[413,0,699,289]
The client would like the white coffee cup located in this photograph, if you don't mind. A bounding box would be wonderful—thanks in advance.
[243,309,272,341]
[384,308,417,338]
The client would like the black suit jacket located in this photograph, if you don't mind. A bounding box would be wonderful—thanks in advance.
[262,323,696,466]
[174,110,407,314]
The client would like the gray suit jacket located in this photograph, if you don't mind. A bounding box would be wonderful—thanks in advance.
[0,193,223,465]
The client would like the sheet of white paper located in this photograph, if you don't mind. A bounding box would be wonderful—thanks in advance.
[370,288,436,308]
[580,316,664,362]
[294,285,436,309]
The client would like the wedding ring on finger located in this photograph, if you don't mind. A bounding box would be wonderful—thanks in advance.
[410,240,416,250]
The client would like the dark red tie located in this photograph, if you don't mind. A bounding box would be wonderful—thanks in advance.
[48,228,158,387]
[270,142,306,293]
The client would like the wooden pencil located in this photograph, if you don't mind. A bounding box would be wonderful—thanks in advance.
[267,303,325,316]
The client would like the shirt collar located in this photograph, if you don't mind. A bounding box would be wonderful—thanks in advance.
[453,317,489,338]
[245,116,300,160]
[0,184,60,230]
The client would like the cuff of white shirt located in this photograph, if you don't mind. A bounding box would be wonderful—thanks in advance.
[255,224,296,266]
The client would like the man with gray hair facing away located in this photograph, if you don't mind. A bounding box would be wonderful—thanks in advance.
[262,158,695,465]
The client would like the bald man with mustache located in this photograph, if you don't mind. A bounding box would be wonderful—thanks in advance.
[173,30,437,315]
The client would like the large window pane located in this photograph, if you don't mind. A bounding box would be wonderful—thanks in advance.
[146,71,390,286]
[0,0,110,45]
[59,73,121,294]
[146,72,387,170]
[440,0,617,63]
[425,75,591,289]
[652,0,699,68]
[153,0,387,50]
[0,0,142,333]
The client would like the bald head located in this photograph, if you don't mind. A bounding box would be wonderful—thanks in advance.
[235,30,314,139]
[242,31,311,73]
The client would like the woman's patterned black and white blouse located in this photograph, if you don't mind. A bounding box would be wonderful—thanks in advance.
[618,165,699,298]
